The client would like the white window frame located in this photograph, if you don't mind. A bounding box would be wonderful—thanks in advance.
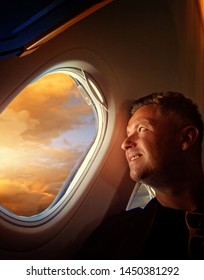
[0,67,108,225]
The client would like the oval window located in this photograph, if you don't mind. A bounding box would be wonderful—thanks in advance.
[0,71,99,217]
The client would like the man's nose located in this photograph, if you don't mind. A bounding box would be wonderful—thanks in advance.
[121,135,136,150]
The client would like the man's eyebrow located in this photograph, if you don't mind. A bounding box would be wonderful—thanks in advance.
[126,118,155,135]
[134,117,155,124]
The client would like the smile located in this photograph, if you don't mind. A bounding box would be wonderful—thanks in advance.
[130,154,142,161]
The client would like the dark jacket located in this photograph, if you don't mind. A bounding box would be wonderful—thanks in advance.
[76,198,190,259]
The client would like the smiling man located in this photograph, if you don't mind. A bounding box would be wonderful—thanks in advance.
[76,92,204,260]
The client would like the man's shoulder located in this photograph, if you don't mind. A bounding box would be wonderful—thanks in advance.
[75,198,159,259]
[101,197,158,230]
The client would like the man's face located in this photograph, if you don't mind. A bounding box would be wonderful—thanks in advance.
[121,104,182,187]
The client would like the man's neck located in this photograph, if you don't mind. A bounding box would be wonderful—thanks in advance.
[153,177,204,212]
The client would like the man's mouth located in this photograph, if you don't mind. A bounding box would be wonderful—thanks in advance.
[130,154,142,162]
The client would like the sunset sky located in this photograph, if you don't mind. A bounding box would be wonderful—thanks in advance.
[0,73,96,216]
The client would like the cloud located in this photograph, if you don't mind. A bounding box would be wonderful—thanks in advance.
[1,73,94,144]
[0,73,96,216]
[0,143,82,216]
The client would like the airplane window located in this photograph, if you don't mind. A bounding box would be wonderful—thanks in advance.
[0,70,104,219]
[126,183,155,210]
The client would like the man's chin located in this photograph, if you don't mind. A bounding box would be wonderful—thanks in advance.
[130,171,143,182]
[130,170,152,186]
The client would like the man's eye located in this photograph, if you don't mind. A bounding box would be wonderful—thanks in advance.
[138,126,147,132]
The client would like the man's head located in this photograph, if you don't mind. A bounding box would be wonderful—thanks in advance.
[121,92,204,188]
[130,92,203,145]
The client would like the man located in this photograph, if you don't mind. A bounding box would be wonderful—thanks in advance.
[76,92,204,259]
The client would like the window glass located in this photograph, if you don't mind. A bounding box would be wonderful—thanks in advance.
[0,72,97,217]
[126,183,155,210]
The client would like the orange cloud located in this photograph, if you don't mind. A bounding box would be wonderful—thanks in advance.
[4,73,93,144]
[0,73,95,216]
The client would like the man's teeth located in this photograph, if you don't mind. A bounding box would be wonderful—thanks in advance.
[131,155,140,161]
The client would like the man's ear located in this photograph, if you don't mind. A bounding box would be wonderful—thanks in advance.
[180,125,199,151]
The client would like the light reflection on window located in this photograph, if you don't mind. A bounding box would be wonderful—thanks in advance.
[0,73,96,216]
